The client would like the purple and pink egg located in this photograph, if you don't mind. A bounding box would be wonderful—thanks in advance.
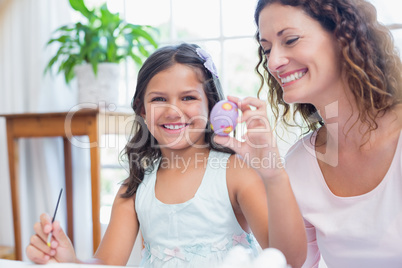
[210,100,238,136]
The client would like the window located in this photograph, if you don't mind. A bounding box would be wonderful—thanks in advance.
[85,0,262,223]
[370,0,402,53]
[91,0,402,109]
[78,0,402,223]
[99,135,128,224]
[120,0,261,106]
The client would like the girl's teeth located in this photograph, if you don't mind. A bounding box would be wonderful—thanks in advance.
[164,124,185,130]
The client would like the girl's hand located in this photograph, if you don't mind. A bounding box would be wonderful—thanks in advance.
[214,96,284,180]
[26,213,76,264]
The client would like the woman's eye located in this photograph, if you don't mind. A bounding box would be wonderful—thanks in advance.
[263,48,271,56]
[285,37,300,46]
[151,97,165,102]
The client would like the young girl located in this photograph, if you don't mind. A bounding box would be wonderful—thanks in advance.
[215,1,402,267]
[26,43,307,267]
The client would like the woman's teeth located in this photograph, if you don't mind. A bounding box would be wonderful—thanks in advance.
[280,71,306,84]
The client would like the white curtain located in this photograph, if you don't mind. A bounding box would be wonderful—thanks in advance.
[0,0,93,261]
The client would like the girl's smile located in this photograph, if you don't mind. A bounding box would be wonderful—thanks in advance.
[162,123,189,132]
[142,63,209,150]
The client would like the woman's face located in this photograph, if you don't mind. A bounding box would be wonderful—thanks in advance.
[258,3,343,105]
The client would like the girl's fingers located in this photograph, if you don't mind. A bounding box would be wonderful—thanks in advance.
[26,243,51,264]
[40,213,52,235]
[29,234,54,255]
[51,221,71,248]
[33,221,49,243]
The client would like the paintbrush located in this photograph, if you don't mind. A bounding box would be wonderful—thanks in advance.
[47,188,63,247]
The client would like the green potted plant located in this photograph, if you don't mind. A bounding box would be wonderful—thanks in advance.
[44,0,158,105]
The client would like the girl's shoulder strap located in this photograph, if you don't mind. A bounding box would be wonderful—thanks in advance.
[207,149,232,168]
[202,150,231,187]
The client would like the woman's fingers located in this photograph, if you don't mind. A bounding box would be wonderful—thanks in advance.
[238,96,267,110]
[214,135,243,154]
[227,95,241,104]
[227,95,254,114]
[220,96,284,179]
[241,110,271,130]
[228,96,269,127]
[227,95,267,112]
[236,96,267,115]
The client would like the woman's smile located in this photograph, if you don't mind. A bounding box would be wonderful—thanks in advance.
[259,3,342,104]
[278,68,308,86]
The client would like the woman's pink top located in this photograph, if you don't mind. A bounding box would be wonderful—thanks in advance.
[285,131,402,268]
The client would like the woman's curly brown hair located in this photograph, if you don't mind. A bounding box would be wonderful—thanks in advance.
[254,0,402,136]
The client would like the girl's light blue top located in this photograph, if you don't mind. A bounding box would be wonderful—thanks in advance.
[136,150,259,267]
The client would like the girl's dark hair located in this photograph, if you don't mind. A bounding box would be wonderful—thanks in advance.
[254,0,402,136]
[121,43,234,198]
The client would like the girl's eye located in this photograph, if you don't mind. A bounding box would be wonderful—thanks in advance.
[151,97,165,102]
[183,96,196,101]
[284,36,300,46]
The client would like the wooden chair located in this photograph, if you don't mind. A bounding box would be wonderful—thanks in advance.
[1,106,134,260]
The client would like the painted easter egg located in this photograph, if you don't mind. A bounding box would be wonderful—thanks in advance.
[210,100,238,136]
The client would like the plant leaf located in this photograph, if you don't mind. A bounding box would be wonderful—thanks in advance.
[69,0,92,19]
[44,0,159,84]
[125,24,158,48]
[129,52,143,66]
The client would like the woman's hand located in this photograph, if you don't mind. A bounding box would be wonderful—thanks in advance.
[26,213,76,264]
[215,96,307,266]
[214,96,285,180]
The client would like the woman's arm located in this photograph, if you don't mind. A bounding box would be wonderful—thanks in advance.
[302,219,321,268]
[226,154,269,249]
[216,96,307,268]
[227,154,306,268]
[263,170,307,268]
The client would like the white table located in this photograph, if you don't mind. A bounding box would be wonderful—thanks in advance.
[0,259,138,268]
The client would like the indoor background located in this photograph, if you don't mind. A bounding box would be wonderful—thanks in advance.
[0,0,401,266]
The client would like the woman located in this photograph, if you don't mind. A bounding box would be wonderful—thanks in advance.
[215,0,402,267]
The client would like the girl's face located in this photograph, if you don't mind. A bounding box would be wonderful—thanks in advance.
[142,64,210,151]
[258,3,343,105]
